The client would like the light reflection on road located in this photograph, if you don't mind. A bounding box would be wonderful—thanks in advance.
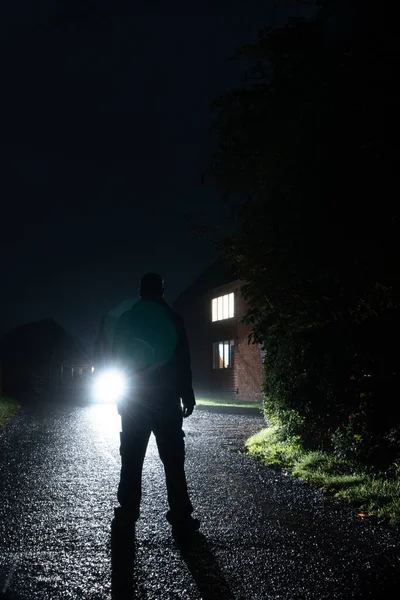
[88,403,121,441]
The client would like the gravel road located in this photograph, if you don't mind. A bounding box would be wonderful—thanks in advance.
[1,400,399,599]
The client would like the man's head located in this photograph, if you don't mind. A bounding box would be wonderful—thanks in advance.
[139,273,164,300]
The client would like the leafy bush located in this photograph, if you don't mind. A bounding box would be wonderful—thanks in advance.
[0,396,20,429]
[207,4,400,467]
[246,423,400,525]
[331,420,365,461]
[245,426,303,470]
[337,478,400,525]
[259,313,400,468]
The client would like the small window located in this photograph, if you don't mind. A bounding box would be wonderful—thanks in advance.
[211,292,234,321]
[212,298,218,322]
[213,340,234,369]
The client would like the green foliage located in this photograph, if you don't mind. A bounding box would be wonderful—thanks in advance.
[337,479,400,525]
[292,451,366,491]
[208,4,399,464]
[0,396,20,429]
[331,420,366,461]
[196,398,262,409]
[246,423,400,524]
[294,451,354,477]
[246,426,303,470]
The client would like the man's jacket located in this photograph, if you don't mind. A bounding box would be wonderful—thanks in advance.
[111,298,195,404]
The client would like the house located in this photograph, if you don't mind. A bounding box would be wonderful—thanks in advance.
[0,319,90,396]
[172,261,264,403]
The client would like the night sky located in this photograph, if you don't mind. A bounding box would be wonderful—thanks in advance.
[0,1,312,350]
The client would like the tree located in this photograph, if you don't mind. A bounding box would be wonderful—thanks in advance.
[207,3,399,462]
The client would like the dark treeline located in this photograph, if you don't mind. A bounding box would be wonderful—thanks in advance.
[207,1,398,467]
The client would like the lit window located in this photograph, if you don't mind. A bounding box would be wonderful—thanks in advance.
[211,292,234,321]
[212,298,217,322]
[229,292,234,318]
[213,340,234,369]
[218,296,223,320]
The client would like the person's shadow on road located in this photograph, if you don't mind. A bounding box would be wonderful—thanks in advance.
[111,520,146,600]
[111,524,232,600]
[175,532,233,600]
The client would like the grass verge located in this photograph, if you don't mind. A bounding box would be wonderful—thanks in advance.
[0,396,20,430]
[196,398,263,409]
[245,425,400,525]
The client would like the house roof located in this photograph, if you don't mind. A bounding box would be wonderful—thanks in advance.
[0,319,88,365]
[172,259,237,311]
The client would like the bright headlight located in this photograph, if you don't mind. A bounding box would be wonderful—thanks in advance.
[93,369,127,403]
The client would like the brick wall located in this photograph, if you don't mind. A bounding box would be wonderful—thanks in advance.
[173,271,264,403]
[234,282,264,402]
[206,282,238,398]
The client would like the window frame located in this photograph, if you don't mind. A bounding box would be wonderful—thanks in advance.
[211,292,235,322]
[212,340,234,369]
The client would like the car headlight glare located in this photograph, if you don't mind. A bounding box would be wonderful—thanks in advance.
[93,369,127,403]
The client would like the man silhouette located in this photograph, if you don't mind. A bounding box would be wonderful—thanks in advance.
[111,273,199,539]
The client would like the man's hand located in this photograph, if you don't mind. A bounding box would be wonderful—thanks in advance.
[182,401,195,418]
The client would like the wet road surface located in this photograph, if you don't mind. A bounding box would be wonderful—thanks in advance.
[1,400,400,599]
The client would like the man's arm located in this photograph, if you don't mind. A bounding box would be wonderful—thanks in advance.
[175,314,196,417]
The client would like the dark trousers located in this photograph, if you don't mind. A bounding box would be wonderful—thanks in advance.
[117,395,193,524]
